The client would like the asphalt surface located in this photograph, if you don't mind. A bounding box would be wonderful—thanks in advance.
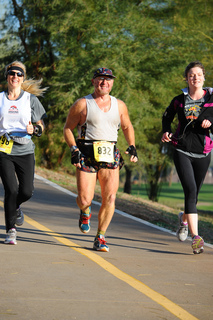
[0,174,212,320]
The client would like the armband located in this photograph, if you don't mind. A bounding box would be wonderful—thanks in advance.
[33,125,42,137]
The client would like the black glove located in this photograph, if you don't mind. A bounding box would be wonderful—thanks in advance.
[126,145,138,159]
[71,149,82,165]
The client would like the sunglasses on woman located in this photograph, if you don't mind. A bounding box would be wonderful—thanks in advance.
[7,70,24,77]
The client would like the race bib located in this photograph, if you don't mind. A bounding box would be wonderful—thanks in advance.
[93,141,114,163]
[0,135,13,154]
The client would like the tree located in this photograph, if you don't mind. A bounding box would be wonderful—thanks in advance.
[1,0,212,200]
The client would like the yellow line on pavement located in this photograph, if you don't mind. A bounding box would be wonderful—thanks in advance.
[21,214,198,320]
[0,200,198,319]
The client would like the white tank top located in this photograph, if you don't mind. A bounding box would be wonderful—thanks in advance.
[0,91,31,135]
[78,94,120,141]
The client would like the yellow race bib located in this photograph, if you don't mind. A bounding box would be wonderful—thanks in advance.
[0,135,13,154]
[93,141,114,163]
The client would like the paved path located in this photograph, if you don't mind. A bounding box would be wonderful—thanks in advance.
[0,174,212,320]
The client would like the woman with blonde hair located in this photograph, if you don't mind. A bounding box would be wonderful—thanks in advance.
[0,61,47,244]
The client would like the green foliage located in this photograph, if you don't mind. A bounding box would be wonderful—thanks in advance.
[0,0,213,200]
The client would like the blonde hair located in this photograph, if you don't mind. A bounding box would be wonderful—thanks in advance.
[5,61,48,97]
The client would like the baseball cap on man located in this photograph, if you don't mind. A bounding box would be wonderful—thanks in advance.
[93,67,116,79]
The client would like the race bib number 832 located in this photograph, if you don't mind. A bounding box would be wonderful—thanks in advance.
[93,141,114,163]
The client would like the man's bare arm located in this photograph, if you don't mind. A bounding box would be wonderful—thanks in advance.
[63,98,86,148]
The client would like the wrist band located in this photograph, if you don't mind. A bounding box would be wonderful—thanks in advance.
[70,146,78,153]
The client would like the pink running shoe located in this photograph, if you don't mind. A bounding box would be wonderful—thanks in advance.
[4,228,17,245]
[191,235,204,254]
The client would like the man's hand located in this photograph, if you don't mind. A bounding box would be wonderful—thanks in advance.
[125,145,138,163]
[71,149,82,168]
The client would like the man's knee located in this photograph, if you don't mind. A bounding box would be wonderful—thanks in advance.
[76,195,92,209]
[102,193,116,206]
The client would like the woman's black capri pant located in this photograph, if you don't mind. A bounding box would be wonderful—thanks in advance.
[173,149,211,214]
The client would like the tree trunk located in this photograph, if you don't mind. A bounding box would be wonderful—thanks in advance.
[124,165,132,194]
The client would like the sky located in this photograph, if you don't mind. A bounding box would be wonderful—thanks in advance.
[0,0,7,39]
[0,0,6,18]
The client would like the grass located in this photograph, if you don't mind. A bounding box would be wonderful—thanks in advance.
[120,182,213,213]
[118,181,213,244]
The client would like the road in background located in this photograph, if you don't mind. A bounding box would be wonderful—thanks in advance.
[0,175,212,320]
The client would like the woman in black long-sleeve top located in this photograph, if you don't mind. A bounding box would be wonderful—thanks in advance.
[161,61,213,254]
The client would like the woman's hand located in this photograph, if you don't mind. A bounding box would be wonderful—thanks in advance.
[161,132,172,142]
[201,119,212,129]
[26,121,34,134]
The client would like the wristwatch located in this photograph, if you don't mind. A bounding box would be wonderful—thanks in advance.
[70,145,78,152]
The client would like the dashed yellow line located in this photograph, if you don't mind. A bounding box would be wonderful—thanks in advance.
[0,200,198,320]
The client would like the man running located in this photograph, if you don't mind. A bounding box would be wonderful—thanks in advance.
[64,67,138,252]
